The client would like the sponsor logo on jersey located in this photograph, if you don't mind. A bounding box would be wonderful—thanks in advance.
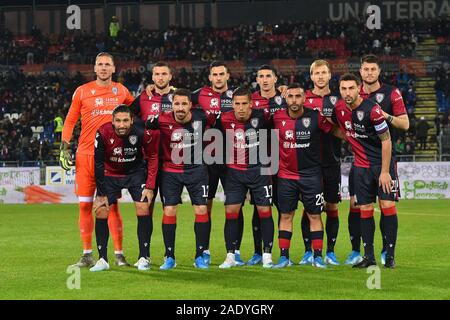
[91,89,96,95]
[235,131,245,142]
[285,130,294,140]
[231,123,235,129]
[113,147,122,156]
[345,121,352,130]
[282,120,286,127]
[110,138,114,144]
[211,98,219,107]
[95,98,104,107]
[151,103,159,112]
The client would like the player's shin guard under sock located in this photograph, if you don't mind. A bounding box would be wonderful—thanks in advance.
[381,206,398,259]
[279,230,292,259]
[108,203,123,253]
[162,215,176,258]
[205,210,212,250]
[301,210,311,252]
[348,208,361,252]
[225,212,239,253]
[380,213,387,253]
[258,208,274,253]
[326,209,339,253]
[360,209,375,260]
[137,215,152,259]
[236,208,244,251]
[194,214,210,258]
[311,230,324,258]
[79,202,94,251]
[95,218,109,262]
[252,206,263,255]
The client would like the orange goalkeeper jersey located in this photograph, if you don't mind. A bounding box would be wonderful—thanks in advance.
[62,81,135,156]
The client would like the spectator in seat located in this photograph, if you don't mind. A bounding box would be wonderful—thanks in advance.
[416,116,430,150]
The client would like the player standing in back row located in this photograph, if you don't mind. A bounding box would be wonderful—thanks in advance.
[61,52,135,267]
[301,60,342,266]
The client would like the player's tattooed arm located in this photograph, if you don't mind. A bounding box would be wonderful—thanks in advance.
[378,129,391,142]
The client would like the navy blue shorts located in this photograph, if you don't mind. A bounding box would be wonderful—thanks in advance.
[160,166,209,206]
[353,163,399,205]
[322,164,341,203]
[207,163,227,200]
[277,168,324,214]
[224,167,272,206]
[101,170,146,205]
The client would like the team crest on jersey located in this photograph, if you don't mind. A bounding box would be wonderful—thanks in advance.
[110,138,114,144]
[302,117,311,128]
[168,94,173,102]
[211,98,219,107]
[129,135,137,145]
[112,87,118,95]
[375,93,385,103]
[285,130,294,140]
[330,96,337,105]
[226,90,233,98]
[356,111,365,121]
[251,118,259,128]
[275,96,282,106]
[192,121,201,130]
[151,103,159,112]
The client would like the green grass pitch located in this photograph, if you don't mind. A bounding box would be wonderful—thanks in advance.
[1,200,449,300]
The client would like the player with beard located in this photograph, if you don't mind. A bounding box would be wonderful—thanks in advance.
[344,54,408,266]
[90,105,159,271]
[331,73,399,268]
[246,65,287,266]
[301,60,342,266]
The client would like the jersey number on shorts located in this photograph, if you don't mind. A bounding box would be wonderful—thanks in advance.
[202,185,209,198]
[263,185,273,198]
[315,193,325,206]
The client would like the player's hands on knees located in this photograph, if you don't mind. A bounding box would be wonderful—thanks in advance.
[93,195,109,213]
[141,188,154,205]
[59,141,73,171]
[379,172,392,194]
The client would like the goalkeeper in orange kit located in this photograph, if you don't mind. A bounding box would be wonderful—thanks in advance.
[60,52,135,267]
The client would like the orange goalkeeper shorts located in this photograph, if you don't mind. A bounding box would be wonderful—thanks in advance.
[74,153,96,200]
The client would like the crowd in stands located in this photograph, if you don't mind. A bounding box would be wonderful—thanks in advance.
[0,18,434,66]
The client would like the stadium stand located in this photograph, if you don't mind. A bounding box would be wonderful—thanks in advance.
[1,17,449,164]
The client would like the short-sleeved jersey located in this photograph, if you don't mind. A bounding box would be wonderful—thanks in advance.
[131,89,174,122]
[304,90,341,166]
[62,81,135,156]
[94,122,159,194]
[252,90,287,116]
[216,108,271,171]
[274,108,332,179]
[331,99,389,168]
[146,109,215,173]
[360,83,407,153]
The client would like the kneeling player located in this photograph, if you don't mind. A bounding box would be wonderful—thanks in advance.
[90,105,159,272]
[273,83,344,269]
